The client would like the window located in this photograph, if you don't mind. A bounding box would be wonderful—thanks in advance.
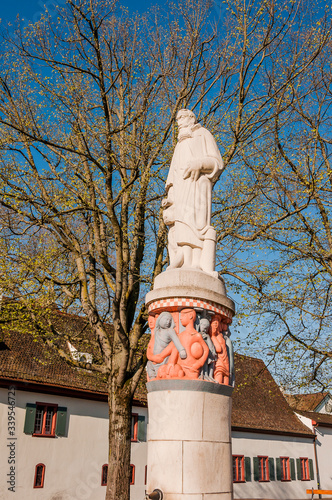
[145,465,147,485]
[233,455,245,482]
[24,403,67,437]
[130,465,135,485]
[280,457,290,481]
[34,404,57,436]
[101,464,108,486]
[131,413,138,441]
[34,464,45,488]
[258,456,269,482]
[300,458,310,481]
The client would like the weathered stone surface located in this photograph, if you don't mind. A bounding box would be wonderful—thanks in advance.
[146,269,235,315]
[148,389,204,441]
[183,441,232,494]
[147,440,183,493]
[147,387,233,498]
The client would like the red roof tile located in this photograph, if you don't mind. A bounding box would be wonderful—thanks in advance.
[284,393,329,412]
[294,410,332,427]
[232,355,313,436]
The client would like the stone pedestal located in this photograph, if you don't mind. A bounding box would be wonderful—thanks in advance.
[147,380,233,500]
[145,269,235,500]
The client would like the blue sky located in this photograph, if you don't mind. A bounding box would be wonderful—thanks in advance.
[0,0,158,25]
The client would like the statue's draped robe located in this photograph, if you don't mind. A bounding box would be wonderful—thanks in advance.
[165,124,223,249]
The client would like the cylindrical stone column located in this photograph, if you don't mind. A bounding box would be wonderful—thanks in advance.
[147,380,233,500]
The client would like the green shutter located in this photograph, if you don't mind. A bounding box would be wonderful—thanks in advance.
[269,458,275,481]
[309,459,314,480]
[276,458,281,480]
[290,458,296,480]
[244,457,251,482]
[296,459,301,480]
[24,403,36,434]
[137,415,146,442]
[253,457,259,481]
[55,407,67,437]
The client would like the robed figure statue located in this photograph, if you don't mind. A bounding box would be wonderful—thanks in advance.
[163,109,224,277]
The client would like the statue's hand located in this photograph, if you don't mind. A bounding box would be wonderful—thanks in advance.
[183,159,202,181]
[179,349,187,359]
[162,197,172,209]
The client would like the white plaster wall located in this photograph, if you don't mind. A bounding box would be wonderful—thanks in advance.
[296,414,332,490]
[232,431,316,500]
[0,387,147,500]
[314,426,332,490]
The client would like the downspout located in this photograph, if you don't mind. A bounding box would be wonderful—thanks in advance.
[312,421,321,500]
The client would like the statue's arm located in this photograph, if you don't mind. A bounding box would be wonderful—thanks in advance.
[211,334,221,353]
[147,342,172,363]
[183,157,216,181]
[169,330,187,358]
[204,334,216,355]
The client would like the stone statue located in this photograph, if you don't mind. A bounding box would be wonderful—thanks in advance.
[146,311,187,379]
[210,314,230,385]
[162,109,224,276]
[198,317,216,381]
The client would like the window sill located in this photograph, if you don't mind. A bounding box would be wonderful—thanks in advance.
[32,433,56,438]
[233,480,246,483]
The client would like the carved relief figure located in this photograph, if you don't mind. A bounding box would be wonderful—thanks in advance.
[147,311,187,380]
[224,326,235,386]
[158,309,209,380]
[162,109,224,276]
[198,317,216,381]
[146,314,157,380]
[210,314,230,385]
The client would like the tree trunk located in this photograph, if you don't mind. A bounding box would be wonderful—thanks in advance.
[106,378,132,500]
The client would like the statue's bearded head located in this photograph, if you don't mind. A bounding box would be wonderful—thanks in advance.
[176,109,196,129]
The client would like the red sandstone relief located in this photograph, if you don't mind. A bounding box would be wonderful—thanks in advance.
[146,307,233,385]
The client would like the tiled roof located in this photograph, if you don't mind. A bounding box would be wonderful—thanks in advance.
[0,308,147,403]
[294,410,332,427]
[284,392,329,412]
[0,326,108,394]
[232,354,313,436]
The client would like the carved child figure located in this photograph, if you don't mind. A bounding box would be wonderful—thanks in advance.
[147,311,187,380]
[210,314,230,385]
[198,317,216,381]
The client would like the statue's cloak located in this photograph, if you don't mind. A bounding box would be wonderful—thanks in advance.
[165,124,223,248]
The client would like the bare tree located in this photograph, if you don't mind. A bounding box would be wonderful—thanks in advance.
[214,1,332,390]
[0,1,235,498]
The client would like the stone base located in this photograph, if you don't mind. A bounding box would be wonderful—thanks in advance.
[147,380,233,500]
